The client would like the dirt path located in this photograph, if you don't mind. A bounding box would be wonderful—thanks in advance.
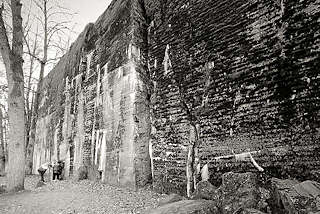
[0,176,164,214]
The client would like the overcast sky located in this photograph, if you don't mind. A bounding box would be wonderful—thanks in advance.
[0,0,113,88]
[63,0,112,38]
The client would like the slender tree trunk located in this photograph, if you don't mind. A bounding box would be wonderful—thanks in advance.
[27,0,48,174]
[25,90,35,174]
[25,45,36,146]
[186,123,200,197]
[0,108,5,175]
[4,116,8,170]
[27,63,45,175]
[0,0,26,192]
[25,34,38,175]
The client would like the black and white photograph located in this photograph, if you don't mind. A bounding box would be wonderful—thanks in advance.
[0,0,319,213]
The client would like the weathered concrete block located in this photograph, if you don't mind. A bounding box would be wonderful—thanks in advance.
[220,172,260,214]
[192,181,219,201]
[257,187,271,213]
[271,178,320,214]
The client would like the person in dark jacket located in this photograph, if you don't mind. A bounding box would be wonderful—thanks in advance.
[53,160,65,180]
[58,160,65,180]
[52,161,61,180]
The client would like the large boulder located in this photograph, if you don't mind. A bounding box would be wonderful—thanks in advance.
[257,187,271,213]
[271,178,320,213]
[192,180,219,201]
[145,200,220,214]
[220,172,261,214]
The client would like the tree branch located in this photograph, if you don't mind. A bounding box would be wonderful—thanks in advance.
[11,0,24,64]
[0,3,12,73]
[23,50,42,63]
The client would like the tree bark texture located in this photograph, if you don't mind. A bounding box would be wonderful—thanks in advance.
[0,108,5,175]
[0,0,26,192]
[25,90,35,174]
[27,0,48,174]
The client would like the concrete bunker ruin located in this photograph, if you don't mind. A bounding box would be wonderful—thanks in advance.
[33,0,320,192]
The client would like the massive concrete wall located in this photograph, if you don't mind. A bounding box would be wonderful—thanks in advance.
[34,0,320,193]
[145,0,320,194]
[33,0,151,188]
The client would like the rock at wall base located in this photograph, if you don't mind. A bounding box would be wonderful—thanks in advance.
[271,178,320,213]
[145,200,220,214]
[190,172,270,213]
[220,172,260,214]
[192,181,219,202]
[257,187,271,213]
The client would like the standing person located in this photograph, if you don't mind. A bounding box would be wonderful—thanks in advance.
[53,161,60,180]
[58,160,65,180]
[38,162,51,182]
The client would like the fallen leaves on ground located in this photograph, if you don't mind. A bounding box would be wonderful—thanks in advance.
[0,175,166,214]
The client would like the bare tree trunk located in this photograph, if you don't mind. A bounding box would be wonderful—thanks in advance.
[186,123,200,197]
[3,115,8,170]
[0,0,26,192]
[25,33,38,148]
[0,107,5,176]
[25,33,39,174]
[25,90,35,174]
[27,0,48,174]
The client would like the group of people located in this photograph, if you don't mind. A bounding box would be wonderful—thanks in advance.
[37,160,64,182]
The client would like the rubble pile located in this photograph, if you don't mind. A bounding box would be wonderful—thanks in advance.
[147,172,320,214]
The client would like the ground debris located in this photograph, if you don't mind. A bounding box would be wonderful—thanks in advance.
[0,175,163,214]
